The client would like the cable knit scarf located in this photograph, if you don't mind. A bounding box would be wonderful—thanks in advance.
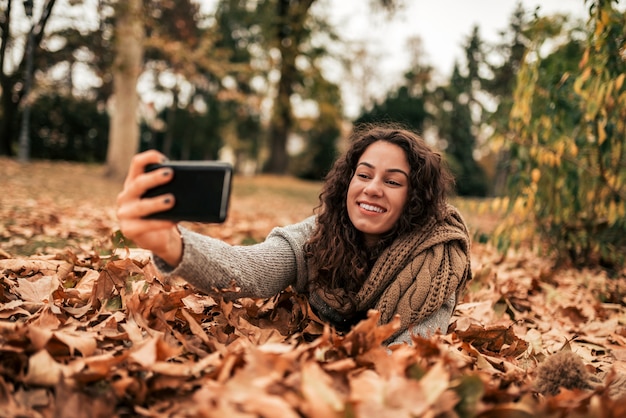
[309,204,472,340]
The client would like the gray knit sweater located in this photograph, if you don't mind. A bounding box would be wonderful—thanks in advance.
[152,216,455,345]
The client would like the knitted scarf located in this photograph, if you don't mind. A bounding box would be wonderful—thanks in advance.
[308,204,472,340]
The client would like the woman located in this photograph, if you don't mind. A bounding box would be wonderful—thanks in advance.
[116,125,472,345]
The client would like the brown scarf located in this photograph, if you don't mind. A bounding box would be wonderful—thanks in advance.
[309,204,471,340]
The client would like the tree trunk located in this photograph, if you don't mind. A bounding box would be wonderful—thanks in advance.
[265,70,293,174]
[0,0,57,156]
[162,84,179,158]
[105,0,144,180]
[263,0,314,174]
[0,83,17,156]
[0,0,14,156]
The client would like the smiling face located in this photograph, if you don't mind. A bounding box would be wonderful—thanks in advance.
[346,140,410,246]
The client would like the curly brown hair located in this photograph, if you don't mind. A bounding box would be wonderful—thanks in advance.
[304,123,455,297]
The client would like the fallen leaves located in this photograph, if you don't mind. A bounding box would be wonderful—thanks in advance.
[1,243,625,417]
[2,159,626,417]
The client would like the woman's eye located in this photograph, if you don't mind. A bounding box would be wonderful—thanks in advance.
[357,173,370,179]
[386,179,402,186]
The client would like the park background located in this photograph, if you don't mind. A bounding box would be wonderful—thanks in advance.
[1,0,626,416]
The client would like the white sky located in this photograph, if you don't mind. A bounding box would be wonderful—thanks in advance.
[328,0,588,73]
[325,0,589,116]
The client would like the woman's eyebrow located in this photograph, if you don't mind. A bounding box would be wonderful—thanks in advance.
[357,162,409,178]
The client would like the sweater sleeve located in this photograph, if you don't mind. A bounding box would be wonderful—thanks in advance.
[152,216,317,298]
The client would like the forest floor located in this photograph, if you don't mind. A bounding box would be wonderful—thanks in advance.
[2,157,626,417]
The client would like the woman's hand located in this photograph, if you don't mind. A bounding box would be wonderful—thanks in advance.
[116,150,183,267]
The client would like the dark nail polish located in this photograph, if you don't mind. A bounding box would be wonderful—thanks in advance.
[164,197,171,204]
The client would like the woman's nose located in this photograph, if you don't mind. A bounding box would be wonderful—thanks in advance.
[363,179,383,196]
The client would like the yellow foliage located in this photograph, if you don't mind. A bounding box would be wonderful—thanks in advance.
[490,134,505,153]
[531,168,541,184]
[579,48,589,68]
[616,73,625,91]
[608,201,618,226]
[512,197,527,217]
[492,197,510,213]
[594,11,606,38]
[597,119,607,145]
[605,173,618,189]
[539,116,552,131]
[555,141,565,158]
[574,67,592,95]
[604,79,615,103]
[495,1,626,267]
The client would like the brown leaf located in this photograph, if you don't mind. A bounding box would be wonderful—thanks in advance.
[53,377,117,418]
[419,360,452,405]
[129,334,182,368]
[182,292,217,313]
[350,368,432,418]
[300,361,346,418]
[27,326,54,352]
[24,350,63,386]
[455,323,528,356]
[71,268,100,302]
[16,276,60,303]
[69,352,129,383]
[180,307,213,347]
[342,310,399,356]
[0,258,73,279]
[91,258,144,306]
[53,329,97,357]
[0,300,31,319]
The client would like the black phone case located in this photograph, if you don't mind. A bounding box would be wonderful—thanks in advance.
[142,161,232,223]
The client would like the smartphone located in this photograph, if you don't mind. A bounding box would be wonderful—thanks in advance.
[142,161,233,223]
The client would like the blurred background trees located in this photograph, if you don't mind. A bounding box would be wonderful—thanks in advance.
[1,0,624,268]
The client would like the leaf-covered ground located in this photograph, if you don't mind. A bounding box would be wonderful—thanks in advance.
[2,158,626,417]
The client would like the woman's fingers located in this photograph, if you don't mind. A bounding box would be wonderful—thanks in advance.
[117,192,175,220]
[124,150,168,188]
[118,165,173,204]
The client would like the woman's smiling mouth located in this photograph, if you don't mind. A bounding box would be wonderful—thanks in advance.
[359,202,386,213]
